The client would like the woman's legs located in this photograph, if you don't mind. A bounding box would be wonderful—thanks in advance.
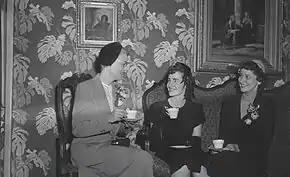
[207,151,241,177]
[171,165,209,177]
[119,148,154,177]
[75,145,154,177]
[171,165,190,177]
[192,166,209,177]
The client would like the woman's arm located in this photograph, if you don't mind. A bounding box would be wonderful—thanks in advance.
[190,124,202,151]
[190,104,205,150]
[218,101,230,144]
[192,124,202,137]
[252,98,277,153]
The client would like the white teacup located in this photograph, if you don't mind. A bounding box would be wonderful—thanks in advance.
[126,109,137,119]
[212,139,224,149]
[166,107,179,119]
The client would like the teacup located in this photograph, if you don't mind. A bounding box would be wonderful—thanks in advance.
[166,107,179,119]
[126,109,137,119]
[212,139,224,149]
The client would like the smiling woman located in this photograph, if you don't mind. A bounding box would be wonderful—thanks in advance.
[207,60,277,177]
[146,62,206,177]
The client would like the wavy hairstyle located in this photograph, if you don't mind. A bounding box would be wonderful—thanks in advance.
[163,62,195,101]
[237,60,267,92]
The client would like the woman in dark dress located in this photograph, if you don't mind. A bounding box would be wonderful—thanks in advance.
[146,62,205,177]
[208,60,277,177]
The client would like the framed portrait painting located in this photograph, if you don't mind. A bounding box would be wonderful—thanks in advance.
[77,0,121,48]
[195,0,283,74]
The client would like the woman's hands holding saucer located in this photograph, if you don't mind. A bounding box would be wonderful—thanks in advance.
[122,109,142,122]
[109,108,127,123]
[223,144,240,152]
[208,143,240,154]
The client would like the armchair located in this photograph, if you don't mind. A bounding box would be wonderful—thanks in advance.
[55,73,92,177]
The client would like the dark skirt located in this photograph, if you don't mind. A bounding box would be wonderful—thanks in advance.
[162,147,202,174]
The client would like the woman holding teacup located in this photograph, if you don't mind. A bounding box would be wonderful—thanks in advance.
[208,60,277,177]
[146,62,206,177]
[70,42,153,177]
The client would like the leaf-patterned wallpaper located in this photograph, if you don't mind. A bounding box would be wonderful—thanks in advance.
[0,0,285,177]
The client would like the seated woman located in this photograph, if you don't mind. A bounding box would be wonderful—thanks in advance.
[207,60,277,177]
[238,11,254,45]
[70,42,153,177]
[146,62,205,177]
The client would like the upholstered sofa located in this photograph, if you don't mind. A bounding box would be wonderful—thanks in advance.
[141,77,290,177]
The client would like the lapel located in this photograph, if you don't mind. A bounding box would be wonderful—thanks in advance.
[253,92,263,108]
[229,94,242,121]
[111,82,118,107]
[91,76,121,136]
[91,75,111,114]
[239,91,264,121]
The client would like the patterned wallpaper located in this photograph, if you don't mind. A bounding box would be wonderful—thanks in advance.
[0,0,288,177]
[8,0,200,176]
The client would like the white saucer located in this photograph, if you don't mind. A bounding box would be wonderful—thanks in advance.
[170,145,192,149]
[208,146,224,152]
[124,118,142,122]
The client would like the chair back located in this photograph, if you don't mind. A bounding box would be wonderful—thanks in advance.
[55,73,92,176]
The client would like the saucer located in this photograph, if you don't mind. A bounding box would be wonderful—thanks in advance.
[123,118,142,122]
[170,145,192,149]
[208,146,224,152]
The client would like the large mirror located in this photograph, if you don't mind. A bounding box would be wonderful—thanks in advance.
[195,0,283,74]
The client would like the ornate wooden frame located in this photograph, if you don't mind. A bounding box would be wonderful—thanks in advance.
[76,0,122,48]
[195,0,283,74]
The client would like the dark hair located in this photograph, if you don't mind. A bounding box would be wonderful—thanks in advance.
[101,15,109,22]
[94,42,123,73]
[237,60,266,91]
[163,62,195,100]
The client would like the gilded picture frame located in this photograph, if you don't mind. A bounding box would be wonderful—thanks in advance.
[77,0,121,48]
[195,0,283,74]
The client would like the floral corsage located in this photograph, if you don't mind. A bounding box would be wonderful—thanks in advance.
[114,83,129,107]
[244,103,260,125]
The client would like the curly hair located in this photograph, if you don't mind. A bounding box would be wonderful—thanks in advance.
[237,60,267,92]
[163,62,195,101]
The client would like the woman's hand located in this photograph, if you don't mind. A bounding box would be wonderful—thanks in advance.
[208,143,239,154]
[109,108,127,123]
[224,144,240,152]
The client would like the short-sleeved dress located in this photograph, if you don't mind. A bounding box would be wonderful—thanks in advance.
[146,100,205,173]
